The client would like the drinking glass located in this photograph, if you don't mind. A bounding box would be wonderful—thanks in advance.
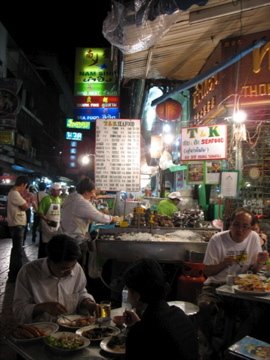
[100,300,111,320]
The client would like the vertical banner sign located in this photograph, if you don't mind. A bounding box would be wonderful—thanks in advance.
[95,119,141,192]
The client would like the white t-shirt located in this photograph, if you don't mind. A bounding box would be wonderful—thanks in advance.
[13,258,95,323]
[7,189,27,226]
[61,192,112,242]
[203,230,262,285]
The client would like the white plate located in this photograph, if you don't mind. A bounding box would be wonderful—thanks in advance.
[57,315,95,329]
[76,325,120,341]
[11,322,59,342]
[44,331,90,352]
[233,285,270,296]
[100,335,126,355]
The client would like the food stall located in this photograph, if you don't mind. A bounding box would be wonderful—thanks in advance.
[96,227,217,263]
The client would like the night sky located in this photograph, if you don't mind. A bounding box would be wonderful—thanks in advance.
[1,2,112,73]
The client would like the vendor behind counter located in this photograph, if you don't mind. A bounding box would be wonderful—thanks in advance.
[157,192,182,218]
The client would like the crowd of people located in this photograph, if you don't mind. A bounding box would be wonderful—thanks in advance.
[5,176,270,359]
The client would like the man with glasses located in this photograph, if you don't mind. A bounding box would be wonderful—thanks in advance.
[13,234,99,324]
[197,208,269,358]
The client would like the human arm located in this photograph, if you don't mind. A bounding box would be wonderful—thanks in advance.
[20,202,29,211]
[204,256,236,277]
[10,190,28,210]
[37,196,49,220]
[250,251,269,273]
[73,264,98,315]
[33,302,68,318]
[80,298,100,316]
[77,199,119,224]
[259,231,267,248]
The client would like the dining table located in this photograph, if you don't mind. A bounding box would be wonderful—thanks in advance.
[3,300,200,360]
[4,308,125,360]
[216,284,270,304]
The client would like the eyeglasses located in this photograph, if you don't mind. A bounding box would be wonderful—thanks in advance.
[231,222,251,230]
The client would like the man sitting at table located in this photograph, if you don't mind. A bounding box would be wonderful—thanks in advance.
[13,234,99,324]
[197,208,269,357]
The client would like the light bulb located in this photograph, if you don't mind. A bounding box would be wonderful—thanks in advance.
[233,110,247,123]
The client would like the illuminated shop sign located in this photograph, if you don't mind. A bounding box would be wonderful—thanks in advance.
[74,82,118,96]
[74,48,116,84]
[66,118,91,130]
[66,132,83,141]
[74,96,120,108]
[74,108,120,121]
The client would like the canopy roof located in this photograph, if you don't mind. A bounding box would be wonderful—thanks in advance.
[116,0,270,81]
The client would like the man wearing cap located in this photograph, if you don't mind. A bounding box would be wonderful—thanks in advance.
[157,191,182,218]
[38,183,62,258]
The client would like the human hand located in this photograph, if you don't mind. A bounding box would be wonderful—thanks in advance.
[81,298,99,316]
[257,251,269,265]
[259,232,267,246]
[123,309,140,326]
[35,302,67,316]
[223,256,237,267]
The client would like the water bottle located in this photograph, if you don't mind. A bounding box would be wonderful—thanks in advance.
[121,286,130,309]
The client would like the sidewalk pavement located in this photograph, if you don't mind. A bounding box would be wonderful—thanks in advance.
[0,235,38,360]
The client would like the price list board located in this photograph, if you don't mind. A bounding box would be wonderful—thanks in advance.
[95,119,141,192]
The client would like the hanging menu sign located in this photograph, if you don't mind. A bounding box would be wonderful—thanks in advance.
[95,119,141,192]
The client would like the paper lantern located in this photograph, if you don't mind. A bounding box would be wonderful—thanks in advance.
[156,98,182,121]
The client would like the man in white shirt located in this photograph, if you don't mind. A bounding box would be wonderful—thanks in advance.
[7,175,29,282]
[13,234,98,324]
[61,177,119,244]
[197,208,269,356]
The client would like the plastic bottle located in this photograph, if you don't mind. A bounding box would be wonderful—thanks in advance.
[121,286,131,309]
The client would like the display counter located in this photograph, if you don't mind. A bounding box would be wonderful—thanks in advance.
[96,227,217,262]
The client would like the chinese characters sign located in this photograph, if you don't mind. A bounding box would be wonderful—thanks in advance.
[181,124,227,161]
[95,119,141,192]
[74,48,118,96]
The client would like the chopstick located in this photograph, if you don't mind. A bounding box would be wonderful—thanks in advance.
[60,314,74,322]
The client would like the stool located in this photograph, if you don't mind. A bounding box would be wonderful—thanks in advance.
[167,300,199,316]
[177,261,206,303]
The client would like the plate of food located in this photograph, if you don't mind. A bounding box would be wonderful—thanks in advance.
[44,331,90,352]
[233,285,270,296]
[100,334,126,354]
[76,325,120,342]
[236,274,266,281]
[57,315,96,329]
[11,322,59,342]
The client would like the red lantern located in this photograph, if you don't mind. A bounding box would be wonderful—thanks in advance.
[156,98,182,121]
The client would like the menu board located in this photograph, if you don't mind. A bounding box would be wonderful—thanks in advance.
[95,119,141,191]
